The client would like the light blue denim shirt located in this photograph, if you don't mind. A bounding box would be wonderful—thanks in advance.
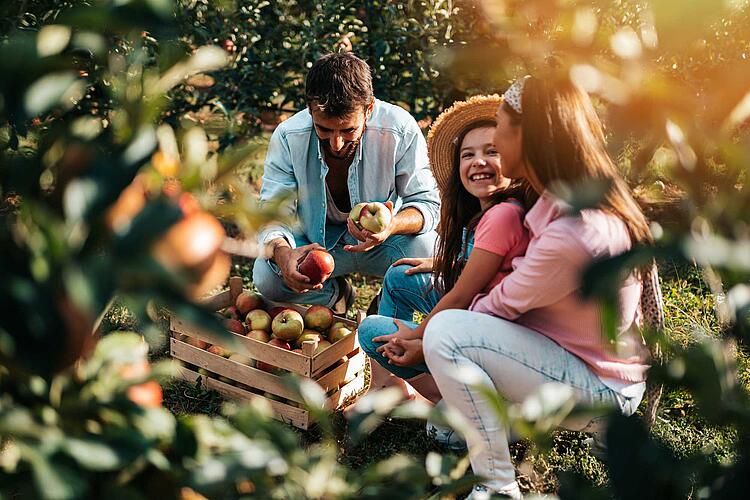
[258,99,440,251]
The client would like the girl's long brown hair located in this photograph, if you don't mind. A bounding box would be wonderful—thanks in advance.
[509,76,652,246]
[433,121,537,294]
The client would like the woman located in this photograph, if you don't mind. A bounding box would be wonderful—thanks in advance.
[383,76,652,499]
[358,95,535,407]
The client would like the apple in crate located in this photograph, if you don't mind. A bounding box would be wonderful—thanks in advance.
[257,338,291,373]
[271,309,304,342]
[228,353,255,368]
[236,290,264,315]
[185,336,209,349]
[247,329,270,343]
[314,340,332,355]
[349,201,392,233]
[298,249,335,285]
[207,345,232,358]
[296,329,322,348]
[328,321,346,338]
[245,309,272,332]
[329,325,353,343]
[224,318,246,335]
[222,306,240,320]
[268,306,286,320]
[304,305,333,331]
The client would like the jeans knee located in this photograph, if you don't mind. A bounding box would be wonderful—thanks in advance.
[252,258,287,302]
[357,315,397,357]
[423,309,465,363]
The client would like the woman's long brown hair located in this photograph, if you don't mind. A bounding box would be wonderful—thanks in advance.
[510,76,652,246]
[433,121,537,294]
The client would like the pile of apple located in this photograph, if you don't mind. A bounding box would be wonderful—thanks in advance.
[184,290,354,374]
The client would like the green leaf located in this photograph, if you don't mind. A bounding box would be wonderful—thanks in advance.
[24,72,84,117]
[64,438,124,471]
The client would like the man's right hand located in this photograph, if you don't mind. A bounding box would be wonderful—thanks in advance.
[273,242,326,293]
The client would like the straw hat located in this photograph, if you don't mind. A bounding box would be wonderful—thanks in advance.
[427,94,503,193]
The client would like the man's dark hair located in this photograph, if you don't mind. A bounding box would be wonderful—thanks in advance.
[305,52,374,117]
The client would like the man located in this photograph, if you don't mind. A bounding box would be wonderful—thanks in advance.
[253,52,439,313]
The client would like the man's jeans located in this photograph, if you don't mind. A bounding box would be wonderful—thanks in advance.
[358,264,442,379]
[252,230,437,308]
[422,309,643,495]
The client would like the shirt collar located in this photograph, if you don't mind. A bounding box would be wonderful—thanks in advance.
[524,190,571,235]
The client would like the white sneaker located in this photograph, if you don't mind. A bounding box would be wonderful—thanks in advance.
[426,401,467,452]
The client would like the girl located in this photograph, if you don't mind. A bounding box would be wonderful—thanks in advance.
[399,76,653,499]
[357,95,536,408]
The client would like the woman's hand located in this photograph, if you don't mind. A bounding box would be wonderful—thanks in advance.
[383,337,425,367]
[391,256,434,274]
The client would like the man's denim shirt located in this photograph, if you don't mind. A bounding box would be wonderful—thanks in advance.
[258,99,440,251]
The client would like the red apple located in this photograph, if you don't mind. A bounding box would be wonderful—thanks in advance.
[223,306,240,320]
[358,202,392,233]
[245,309,272,332]
[304,305,334,331]
[268,337,291,350]
[127,380,163,408]
[246,329,270,343]
[224,318,246,335]
[207,345,232,357]
[271,309,304,342]
[236,291,264,315]
[297,249,335,285]
[185,336,209,350]
[268,306,286,320]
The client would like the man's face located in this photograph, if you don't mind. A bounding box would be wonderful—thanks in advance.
[310,102,373,154]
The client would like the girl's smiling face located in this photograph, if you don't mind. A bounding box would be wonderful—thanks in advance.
[458,126,509,208]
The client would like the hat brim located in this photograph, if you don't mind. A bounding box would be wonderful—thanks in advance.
[427,95,503,194]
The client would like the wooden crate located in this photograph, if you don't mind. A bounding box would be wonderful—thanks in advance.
[169,277,368,430]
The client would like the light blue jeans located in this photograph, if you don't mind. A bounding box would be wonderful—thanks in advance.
[252,229,437,308]
[423,309,643,495]
[358,264,443,379]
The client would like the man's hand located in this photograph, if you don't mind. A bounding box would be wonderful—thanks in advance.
[274,242,326,293]
[391,256,434,274]
[344,201,394,253]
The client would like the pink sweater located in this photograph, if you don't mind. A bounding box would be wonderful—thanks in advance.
[470,192,649,384]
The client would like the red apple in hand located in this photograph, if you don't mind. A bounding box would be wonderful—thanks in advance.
[271,309,305,342]
[298,249,335,285]
[357,202,392,233]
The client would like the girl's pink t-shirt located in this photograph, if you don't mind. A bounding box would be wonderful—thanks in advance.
[473,202,530,293]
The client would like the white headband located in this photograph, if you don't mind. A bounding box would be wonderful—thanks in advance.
[503,75,531,114]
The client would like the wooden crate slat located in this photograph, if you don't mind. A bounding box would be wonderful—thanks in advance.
[200,289,232,311]
[326,373,367,410]
[204,376,311,430]
[177,365,312,430]
[170,317,312,376]
[171,338,305,403]
[264,299,357,328]
[312,333,360,374]
[315,350,366,392]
